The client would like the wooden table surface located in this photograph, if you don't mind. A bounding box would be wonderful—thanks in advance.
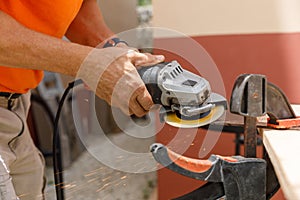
[263,105,300,200]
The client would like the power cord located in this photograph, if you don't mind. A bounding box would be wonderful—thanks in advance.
[53,79,83,200]
[52,37,124,199]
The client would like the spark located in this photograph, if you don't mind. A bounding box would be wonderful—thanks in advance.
[96,183,110,192]
[84,167,104,177]
[102,176,112,182]
[54,182,65,187]
[61,182,77,189]
[84,172,97,177]
[87,177,99,183]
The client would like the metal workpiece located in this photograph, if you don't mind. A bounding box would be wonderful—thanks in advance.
[266,82,300,128]
[150,143,267,200]
[266,82,296,120]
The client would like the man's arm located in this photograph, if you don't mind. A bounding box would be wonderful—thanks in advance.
[0,10,90,76]
[0,10,164,116]
[65,0,114,47]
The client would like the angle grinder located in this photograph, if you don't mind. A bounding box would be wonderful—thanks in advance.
[138,60,227,128]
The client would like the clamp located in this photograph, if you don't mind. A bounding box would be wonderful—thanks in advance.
[151,143,267,200]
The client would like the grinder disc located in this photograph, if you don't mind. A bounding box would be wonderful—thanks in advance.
[164,105,225,128]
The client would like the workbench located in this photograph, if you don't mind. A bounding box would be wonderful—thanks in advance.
[263,105,300,200]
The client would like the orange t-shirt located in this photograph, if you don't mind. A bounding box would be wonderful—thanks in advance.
[0,0,83,93]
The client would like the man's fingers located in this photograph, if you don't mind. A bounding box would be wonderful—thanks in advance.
[129,101,147,117]
[136,89,153,111]
[127,87,152,117]
[127,51,165,67]
[118,97,147,117]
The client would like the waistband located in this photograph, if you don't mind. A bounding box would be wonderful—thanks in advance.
[0,92,22,100]
[0,92,22,110]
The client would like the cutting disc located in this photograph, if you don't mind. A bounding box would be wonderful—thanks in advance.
[164,105,225,128]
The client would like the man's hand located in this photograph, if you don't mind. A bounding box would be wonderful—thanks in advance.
[78,47,164,117]
[65,0,165,117]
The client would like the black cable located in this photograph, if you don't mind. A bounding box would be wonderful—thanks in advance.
[53,79,83,200]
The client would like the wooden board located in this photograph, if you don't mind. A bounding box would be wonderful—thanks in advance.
[263,105,300,200]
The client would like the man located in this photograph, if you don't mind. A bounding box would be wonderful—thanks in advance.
[0,0,164,199]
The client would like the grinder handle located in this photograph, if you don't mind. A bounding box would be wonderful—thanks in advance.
[137,63,169,104]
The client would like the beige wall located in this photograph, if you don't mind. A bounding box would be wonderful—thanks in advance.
[152,0,300,37]
[98,0,138,34]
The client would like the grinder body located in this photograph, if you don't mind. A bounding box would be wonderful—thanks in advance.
[137,61,227,127]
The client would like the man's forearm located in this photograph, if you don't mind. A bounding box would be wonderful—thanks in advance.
[0,10,93,76]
